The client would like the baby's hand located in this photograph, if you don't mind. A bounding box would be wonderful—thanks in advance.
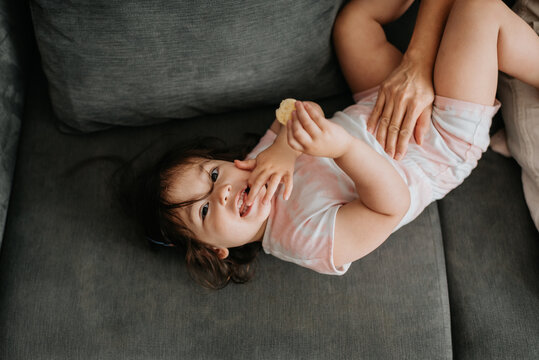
[234,144,296,206]
[287,101,352,159]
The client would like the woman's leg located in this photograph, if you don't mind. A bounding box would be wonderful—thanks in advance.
[434,0,539,105]
[333,0,414,93]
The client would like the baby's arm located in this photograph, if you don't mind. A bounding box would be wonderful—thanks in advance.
[332,133,410,266]
[269,118,281,135]
[235,123,300,205]
[235,101,325,205]
[287,102,410,267]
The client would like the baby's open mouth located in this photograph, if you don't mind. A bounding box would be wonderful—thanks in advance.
[238,187,250,217]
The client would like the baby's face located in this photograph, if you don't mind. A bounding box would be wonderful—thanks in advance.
[169,158,271,256]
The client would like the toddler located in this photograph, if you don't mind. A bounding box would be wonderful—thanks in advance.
[134,0,539,289]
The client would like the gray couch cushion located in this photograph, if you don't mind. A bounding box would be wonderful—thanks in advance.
[0,69,452,359]
[29,0,348,133]
[0,0,31,249]
[439,150,539,359]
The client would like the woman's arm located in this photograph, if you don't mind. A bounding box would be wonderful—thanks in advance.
[287,101,410,267]
[367,0,455,159]
[333,0,454,159]
[405,0,454,73]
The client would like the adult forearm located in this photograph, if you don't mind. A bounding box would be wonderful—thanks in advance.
[405,0,455,70]
[334,138,410,216]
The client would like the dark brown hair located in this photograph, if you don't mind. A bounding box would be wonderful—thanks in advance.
[124,135,262,289]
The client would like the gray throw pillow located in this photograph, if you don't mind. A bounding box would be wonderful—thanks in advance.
[30,0,348,132]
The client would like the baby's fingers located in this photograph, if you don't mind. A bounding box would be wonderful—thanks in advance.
[296,101,322,136]
[245,171,269,206]
[282,174,293,201]
[286,118,304,152]
[263,175,281,205]
[234,159,256,170]
[289,110,313,149]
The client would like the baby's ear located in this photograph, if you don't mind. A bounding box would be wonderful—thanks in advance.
[212,247,229,260]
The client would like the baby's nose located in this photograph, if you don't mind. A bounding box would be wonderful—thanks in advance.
[218,184,232,205]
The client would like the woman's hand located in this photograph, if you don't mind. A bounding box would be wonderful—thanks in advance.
[367,56,434,160]
[287,101,353,159]
[234,135,298,206]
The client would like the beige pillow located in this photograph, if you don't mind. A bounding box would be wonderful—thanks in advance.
[496,0,539,230]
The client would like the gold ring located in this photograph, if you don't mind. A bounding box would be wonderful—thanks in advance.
[388,124,400,133]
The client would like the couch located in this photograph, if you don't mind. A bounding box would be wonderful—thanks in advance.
[0,1,537,359]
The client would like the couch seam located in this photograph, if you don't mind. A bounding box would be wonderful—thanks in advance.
[432,201,453,359]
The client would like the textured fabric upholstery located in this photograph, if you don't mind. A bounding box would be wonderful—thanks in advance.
[439,150,539,359]
[30,0,348,132]
[496,0,539,230]
[0,70,452,359]
[2,1,537,358]
[0,0,31,249]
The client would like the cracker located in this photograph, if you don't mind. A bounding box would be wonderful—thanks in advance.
[275,98,297,125]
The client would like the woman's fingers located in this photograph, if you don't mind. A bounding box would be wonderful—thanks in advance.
[393,106,419,160]
[367,91,385,134]
[375,99,394,150]
[392,102,432,159]
[384,99,407,158]
[368,89,433,160]
[414,106,431,146]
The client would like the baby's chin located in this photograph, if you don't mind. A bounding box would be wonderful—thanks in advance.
[248,217,269,244]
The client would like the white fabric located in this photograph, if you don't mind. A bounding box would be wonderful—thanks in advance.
[496,0,539,231]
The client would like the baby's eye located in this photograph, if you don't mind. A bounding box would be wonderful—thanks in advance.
[210,168,219,182]
[201,203,209,220]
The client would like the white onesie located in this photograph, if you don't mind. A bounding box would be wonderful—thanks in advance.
[246,88,500,275]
